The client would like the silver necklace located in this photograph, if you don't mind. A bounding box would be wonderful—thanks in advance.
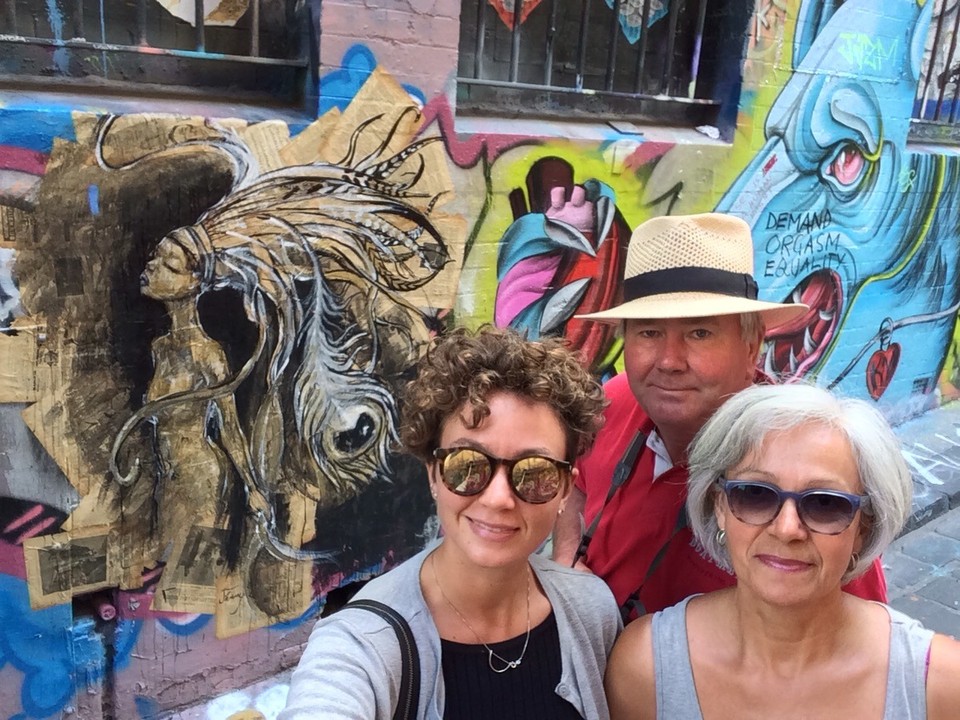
[430,553,531,673]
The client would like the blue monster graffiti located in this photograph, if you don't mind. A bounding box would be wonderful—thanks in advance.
[718,0,959,421]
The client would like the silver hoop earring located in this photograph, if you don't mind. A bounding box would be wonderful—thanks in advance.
[848,552,860,573]
[716,529,726,546]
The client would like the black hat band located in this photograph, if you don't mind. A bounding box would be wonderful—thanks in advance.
[623,266,759,301]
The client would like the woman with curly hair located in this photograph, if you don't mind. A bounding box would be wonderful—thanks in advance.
[281,326,622,719]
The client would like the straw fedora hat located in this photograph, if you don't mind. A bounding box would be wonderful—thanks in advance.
[578,213,807,327]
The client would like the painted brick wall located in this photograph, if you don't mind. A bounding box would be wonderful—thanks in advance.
[320,0,461,105]
[2,0,959,718]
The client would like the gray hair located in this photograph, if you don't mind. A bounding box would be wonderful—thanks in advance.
[739,312,764,345]
[687,383,913,583]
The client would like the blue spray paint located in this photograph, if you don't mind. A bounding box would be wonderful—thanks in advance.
[716,0,956,422]
[318,45,425,115]
[87,184,100,216]
[44,0,69,74]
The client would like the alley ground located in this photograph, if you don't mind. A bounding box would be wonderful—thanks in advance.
[887,505,960,638]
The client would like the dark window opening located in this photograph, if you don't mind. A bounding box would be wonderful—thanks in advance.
[457,0,751,133]
[912,0,960,144]
[0,0,317,109]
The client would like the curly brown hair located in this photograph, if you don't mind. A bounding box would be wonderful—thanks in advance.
[400,326,607,462]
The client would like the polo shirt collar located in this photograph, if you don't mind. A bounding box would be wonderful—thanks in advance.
[647,429,673,481]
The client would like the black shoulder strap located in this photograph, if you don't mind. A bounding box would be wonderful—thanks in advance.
[572,430,647,567]
[348,599,420,720]
[619,506,688,622]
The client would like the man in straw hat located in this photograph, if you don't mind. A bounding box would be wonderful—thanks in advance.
[552,212,887,620]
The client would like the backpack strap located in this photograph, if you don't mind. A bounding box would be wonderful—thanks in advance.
[347,599,420,720]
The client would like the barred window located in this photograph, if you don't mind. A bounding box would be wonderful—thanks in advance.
[0,0,314,106]
[457,0,750,131]
[912,0,960,143]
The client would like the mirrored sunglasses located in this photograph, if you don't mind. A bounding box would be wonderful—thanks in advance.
[433,447,571,504]
[718,478,871,535]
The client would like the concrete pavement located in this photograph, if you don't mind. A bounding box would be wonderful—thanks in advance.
[883,398,960,638]
[886,505,960,638]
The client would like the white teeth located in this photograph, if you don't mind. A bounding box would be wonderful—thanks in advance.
[764,345,776,376]
[819,309,835,321]
[788,347,799,374]
[792,289,802,304]
[803,327,816,355]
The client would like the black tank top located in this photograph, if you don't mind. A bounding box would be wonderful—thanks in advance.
[439,611,583,719]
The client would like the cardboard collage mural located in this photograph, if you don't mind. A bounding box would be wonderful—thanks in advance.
[1,68,465,638]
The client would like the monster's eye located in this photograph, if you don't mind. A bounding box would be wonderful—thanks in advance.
[334,412,376,454]
[824,142,867,187]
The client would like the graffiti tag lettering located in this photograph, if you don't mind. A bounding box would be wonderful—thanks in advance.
[761,210,853,279]
[898,167,917,193]
[763,247,852,279]
[836,33,898,72]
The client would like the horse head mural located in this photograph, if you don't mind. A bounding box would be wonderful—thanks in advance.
[105,110,448,572]
[718,0,959,422]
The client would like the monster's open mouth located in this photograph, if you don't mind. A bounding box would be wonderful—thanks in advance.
[761,270,842,380]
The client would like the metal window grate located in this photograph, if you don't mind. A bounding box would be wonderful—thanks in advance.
[913,0,960,141]
[457,0,719,125]
[0,0,311,103]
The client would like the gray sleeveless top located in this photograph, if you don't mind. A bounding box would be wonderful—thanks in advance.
[651,595,934,719]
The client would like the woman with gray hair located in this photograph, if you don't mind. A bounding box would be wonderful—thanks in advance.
[605,383,960,719]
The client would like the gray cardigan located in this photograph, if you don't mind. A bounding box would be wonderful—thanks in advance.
[280,545,622,719]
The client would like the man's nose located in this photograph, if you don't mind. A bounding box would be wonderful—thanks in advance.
[656,333,688,371]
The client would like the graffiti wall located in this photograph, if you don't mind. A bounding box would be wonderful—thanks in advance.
[2,0,959,716]
[0,67,467,717]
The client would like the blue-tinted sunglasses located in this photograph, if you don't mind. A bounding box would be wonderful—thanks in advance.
[718,478,871,535]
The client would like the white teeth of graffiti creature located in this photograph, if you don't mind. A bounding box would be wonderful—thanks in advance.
[762,270,843,382]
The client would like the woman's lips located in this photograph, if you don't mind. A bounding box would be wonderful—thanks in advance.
[468,517,518,540]
[756,554,813,572]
